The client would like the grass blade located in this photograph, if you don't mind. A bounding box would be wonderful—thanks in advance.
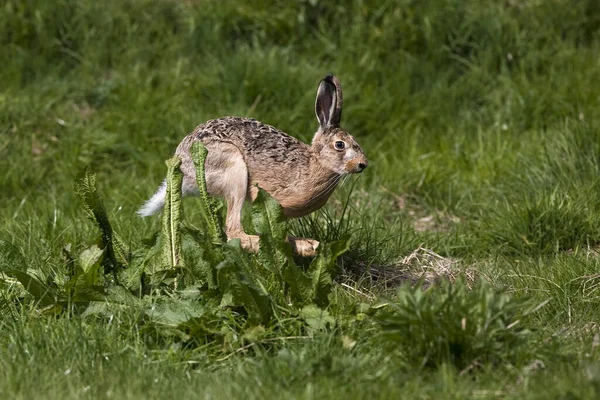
[0,240,27,272]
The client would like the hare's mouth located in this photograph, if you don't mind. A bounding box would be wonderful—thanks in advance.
[346,160,368,174]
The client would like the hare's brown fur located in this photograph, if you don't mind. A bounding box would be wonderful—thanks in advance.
[139,75,368,256]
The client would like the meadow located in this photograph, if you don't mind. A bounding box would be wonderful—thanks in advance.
[2,0,600,398]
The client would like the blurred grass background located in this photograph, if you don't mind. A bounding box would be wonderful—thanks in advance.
[2,0,600,398]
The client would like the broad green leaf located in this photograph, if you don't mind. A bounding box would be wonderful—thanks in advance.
[106,285,144,306]
[161,156,184,269]
[149,266,186,288]
[281,259,312,304]
[112,232,131,268]
[251,188,288,242]
[139,298,221,343]
[181,226,222,289]
[82,285,143,318]
[218,240,272,325]
[146,299,205,327]
[77,247,104,288]
[5,268,57,307]
[63,245,105,300]
[300,305,336,333]
[251,188,312,303]
[70,285,107,303]
[251,188,294,273]
[74,168,128,274]
[308,236,350,307]
[137,233,163,288]
[116,249,148,293]
[78,245,104,273]
[190,141,226,244]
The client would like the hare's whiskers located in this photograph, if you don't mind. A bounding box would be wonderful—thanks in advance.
[304,174,343,205]
[314,174,341,199]
[340,174,351,187]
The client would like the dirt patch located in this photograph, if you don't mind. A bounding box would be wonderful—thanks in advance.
[340,245,474,296]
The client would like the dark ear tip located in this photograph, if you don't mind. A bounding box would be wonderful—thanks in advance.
[323,74,339,85]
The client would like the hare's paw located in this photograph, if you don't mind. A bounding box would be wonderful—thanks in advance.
[228,232,260,253]
[288,236,320,257]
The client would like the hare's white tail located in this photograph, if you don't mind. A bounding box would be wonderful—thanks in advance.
[137,180,167,217]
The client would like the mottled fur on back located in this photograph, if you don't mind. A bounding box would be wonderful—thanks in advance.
[177,117,312,197]
[139,75,368,256]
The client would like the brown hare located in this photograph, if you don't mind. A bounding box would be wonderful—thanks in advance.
[138,75,368,256]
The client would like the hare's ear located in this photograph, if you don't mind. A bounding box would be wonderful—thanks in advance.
[315,75,343,129]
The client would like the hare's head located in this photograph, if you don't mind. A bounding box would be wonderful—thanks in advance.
[311,75,368,175]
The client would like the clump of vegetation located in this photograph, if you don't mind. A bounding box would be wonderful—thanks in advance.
[374,278,541,370]
[0,142,350,344]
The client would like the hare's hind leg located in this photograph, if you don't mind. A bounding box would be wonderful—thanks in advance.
[202,143,259,252]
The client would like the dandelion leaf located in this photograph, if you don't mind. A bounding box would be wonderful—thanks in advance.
[161,156,184,270]
[308,236,350,307]
[190,141,225,244]
[218,240,272,325]
[74,168,128,274]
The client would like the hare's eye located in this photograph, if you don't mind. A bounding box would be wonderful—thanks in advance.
[334,141,346,150]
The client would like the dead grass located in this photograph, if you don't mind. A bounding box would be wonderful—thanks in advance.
[340,245,472,294]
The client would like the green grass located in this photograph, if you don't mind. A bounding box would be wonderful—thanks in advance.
[2,0,600,398]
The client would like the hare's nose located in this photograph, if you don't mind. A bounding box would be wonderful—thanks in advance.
[358,162,367,171]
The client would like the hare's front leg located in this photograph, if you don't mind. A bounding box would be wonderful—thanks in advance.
[287,236,319,257]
